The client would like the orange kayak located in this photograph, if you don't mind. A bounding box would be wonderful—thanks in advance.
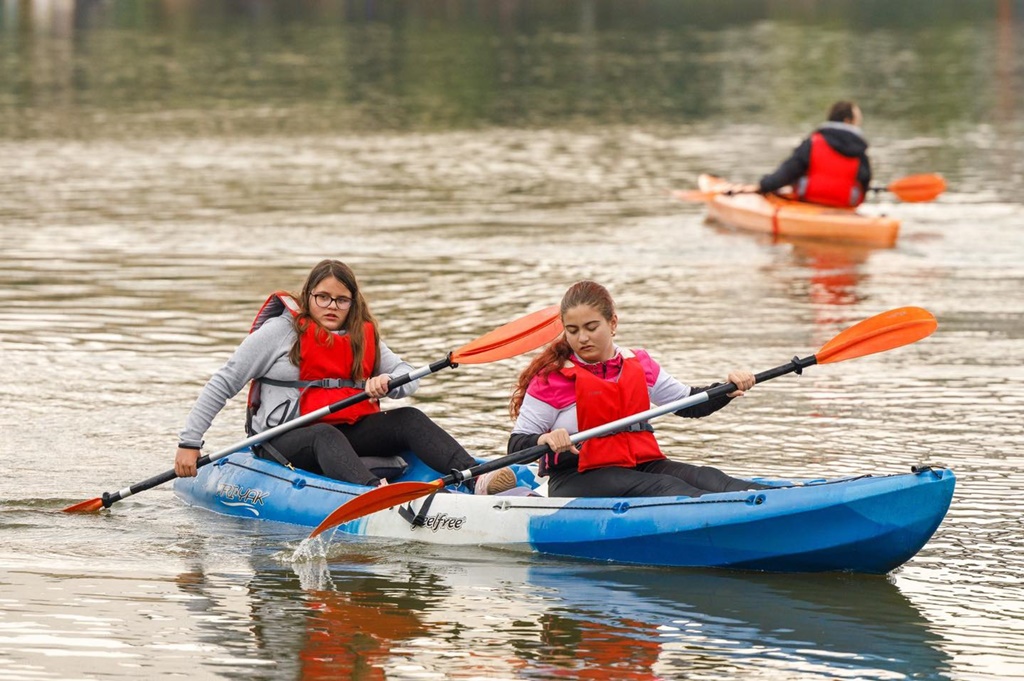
[695,174,900,248]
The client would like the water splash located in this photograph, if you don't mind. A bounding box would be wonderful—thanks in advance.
[282,533,335,591]
[288,532,332,564]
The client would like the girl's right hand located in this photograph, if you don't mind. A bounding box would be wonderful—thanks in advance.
[538,428,579,455]
[725,369,756,398]
[175,447,201,477]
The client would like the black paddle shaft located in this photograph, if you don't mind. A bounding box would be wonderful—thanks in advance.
[446,353,820,484]
[99,355,459,508]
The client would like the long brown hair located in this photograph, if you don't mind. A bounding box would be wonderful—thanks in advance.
[288,259,380,381]
[509,280,616,420]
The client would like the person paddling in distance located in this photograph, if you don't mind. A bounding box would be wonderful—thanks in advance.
[174,259,509,493]
[734,100,872,208]
[507,280,769,498]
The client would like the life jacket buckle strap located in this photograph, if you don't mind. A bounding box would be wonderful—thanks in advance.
[258,377,365,390]
[593,420,655,438]
[317,378,365,389]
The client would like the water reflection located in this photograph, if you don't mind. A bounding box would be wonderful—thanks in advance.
[0,0,1017,152]
[522,565,951,679]
[169,546,952,680]
[705,221,876,308]
[175,561,437,679]
[787,240,873,307]
[295,585,427,680]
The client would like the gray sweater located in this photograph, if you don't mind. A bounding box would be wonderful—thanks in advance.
[178,312,418,448]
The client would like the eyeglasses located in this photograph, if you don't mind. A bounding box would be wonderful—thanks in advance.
[310,292,353,310]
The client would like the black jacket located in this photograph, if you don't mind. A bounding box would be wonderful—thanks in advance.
[758,122,872,195]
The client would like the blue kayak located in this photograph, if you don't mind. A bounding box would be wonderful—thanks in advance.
[173,450,955,574]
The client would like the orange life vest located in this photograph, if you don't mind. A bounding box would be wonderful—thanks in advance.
[563,352,664,472]
[797,132,864,207]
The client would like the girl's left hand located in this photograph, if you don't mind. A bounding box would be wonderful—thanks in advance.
[726,370,755,397]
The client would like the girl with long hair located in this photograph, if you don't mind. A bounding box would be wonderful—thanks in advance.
[508,280,768,498]
[174,259,480,488]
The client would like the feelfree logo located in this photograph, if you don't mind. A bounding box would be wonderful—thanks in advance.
[420,512,467,533]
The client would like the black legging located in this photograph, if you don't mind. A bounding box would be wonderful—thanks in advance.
[261,407,476,486]
[546,459,769,498]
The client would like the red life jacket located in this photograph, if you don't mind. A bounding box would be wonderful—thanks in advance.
[563,352,664,472]
[797,132,864,207]
[297,318,379,425]
[246,292,379,432]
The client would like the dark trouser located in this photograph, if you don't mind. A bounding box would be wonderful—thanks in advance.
[546,459,769,498]
[261,407,476,486]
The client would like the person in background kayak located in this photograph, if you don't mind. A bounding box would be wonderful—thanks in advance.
[173,259,489,491]
[506,280,769,498]
[737,100,872,208]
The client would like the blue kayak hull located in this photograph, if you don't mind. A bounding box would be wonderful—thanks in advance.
[173,451,955,574]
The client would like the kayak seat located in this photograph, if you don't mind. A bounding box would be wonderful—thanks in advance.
[363,455,409,481]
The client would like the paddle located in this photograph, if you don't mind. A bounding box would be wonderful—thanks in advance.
[870,174,946,202]
[62,305,563,514]
[671,187,740,202]
[308,306,937,537]
[673,173,946,204]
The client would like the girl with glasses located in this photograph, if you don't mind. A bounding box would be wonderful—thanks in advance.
[173,259,483,490]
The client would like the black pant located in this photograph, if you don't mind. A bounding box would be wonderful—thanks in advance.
[546,459,769,498]
[262,407,476,486]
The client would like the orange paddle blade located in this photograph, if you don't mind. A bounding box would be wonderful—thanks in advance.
[452,305,562,364]
[887,174,947,202]
[62,498,105,513]
[816,307,937,365]
[309,480,445,538]
[672,189,717,203]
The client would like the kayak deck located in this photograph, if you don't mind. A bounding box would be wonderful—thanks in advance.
[696,174,900,248]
